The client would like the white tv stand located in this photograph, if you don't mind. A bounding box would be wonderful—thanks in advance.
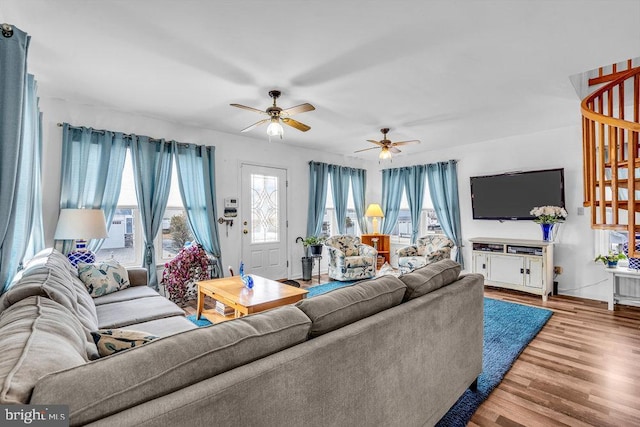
[470,237,554,301]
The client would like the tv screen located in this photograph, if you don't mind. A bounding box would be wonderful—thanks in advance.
[470,168,565,220]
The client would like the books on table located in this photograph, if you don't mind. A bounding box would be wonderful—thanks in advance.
[215,301,234,316]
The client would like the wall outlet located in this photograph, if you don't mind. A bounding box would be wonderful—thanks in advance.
[554,266,563,275]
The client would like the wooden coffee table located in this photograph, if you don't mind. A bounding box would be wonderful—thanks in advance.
[196,275,308,324]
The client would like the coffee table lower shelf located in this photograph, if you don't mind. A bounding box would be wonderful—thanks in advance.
[199,309,235,324]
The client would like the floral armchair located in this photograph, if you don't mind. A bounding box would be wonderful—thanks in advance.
[396,235,455,274]
[324,235,377,281]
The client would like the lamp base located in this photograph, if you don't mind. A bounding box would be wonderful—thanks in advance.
[372,217,380,235]
[68,250,95,267]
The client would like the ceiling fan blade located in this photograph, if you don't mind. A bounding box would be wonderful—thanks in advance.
[390,147,402,154]
[230,104,268,115]
[241,118,270,132]
[281,103,315,116]
[392,140,421,146]
[354,146,380,153]
[367,139,385,146]
[281,118,311,132]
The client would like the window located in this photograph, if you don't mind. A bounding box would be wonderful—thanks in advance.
[389,184,442,242]
[96,152,193,266]
[322,177,361,237]
[250,173,280,243]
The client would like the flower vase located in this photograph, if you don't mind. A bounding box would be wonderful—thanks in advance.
[541,223,554,242]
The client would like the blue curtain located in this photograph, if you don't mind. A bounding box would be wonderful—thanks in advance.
[130,136,174,289]
[329,165,351,234]
[350,168,367,233]
[24,74,44,260]
[0,26,41,293]
[58,125,128,253]
[404,165,427,243]
[307,161,330,236]
[174,143,223,278]
[427,160,464,266]
[381,168,405,234]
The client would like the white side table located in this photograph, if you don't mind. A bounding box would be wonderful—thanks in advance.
[606,267,640,310]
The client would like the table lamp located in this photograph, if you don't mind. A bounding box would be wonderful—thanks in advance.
[365,203,384,234]
[54,208,109,266]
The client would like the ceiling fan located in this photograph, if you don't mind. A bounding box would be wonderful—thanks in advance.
[230,90,315,140]
[355,128,420,160]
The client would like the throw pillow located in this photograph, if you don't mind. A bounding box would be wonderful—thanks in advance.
[376,262,401,277]
[91,329,158,357]
[77,259,130,297]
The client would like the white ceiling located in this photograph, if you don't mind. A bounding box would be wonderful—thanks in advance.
[2,0,639,158]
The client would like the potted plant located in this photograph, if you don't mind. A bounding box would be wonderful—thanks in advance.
[304,235,325,256]
[161,242,210,305]
[594,251,626,268]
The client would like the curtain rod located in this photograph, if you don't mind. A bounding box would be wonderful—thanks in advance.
[56,122,199,148]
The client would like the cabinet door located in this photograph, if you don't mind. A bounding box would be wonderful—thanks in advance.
[525,257,544,289]
[487,255,524,285]
[472,253,488,278]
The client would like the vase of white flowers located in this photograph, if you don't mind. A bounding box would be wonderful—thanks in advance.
[530,206,568,242]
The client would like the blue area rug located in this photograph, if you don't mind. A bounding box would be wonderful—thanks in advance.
[186,281,355,327]
[305,280,356,298]
[436,298,552,426]
[186,314,213,327]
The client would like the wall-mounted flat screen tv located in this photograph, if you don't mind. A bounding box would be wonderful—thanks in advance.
[470,168,565,220]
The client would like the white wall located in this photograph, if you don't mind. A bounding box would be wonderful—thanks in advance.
[369,125,611,302]
[40,98,611,302]
[39,98,371,280]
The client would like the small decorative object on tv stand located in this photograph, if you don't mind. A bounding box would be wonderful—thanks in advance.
[530,205,567,242]
[470,237,554,301]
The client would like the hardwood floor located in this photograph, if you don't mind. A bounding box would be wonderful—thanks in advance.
[474,287,640,427]
[184,277,640,426]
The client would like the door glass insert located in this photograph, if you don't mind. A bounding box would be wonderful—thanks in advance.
[251,173,279,243]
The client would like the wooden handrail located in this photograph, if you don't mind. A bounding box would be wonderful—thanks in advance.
[581,65,640,257]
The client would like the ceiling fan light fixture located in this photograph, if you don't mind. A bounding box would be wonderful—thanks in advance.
[266,118,284,140]
[379,147,392,160]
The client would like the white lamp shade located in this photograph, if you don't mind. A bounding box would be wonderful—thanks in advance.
[365,203,384,218]
[54,209,109,240]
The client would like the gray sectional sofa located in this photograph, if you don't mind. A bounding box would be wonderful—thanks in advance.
[0,248,483,426]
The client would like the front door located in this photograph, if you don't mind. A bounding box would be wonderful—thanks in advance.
[240,164,288,279]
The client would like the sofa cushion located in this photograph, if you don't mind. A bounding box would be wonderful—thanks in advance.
[296,275,406,338]
[399,259,462,301]
[124,316,197,337]
[68,275,99,330]
[0,250,80,314]
[92,285,160,306]
[344,256,371,268]
[91,330,158,357]
[96,296,186,329]
[77,259,130,297]
[0,296,90,404]
[30,305,311,425]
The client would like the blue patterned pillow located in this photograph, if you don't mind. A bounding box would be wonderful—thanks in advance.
[91,329,158,357]
[77,259,130,297]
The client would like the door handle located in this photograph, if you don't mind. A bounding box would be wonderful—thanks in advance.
[243,229,248,234]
